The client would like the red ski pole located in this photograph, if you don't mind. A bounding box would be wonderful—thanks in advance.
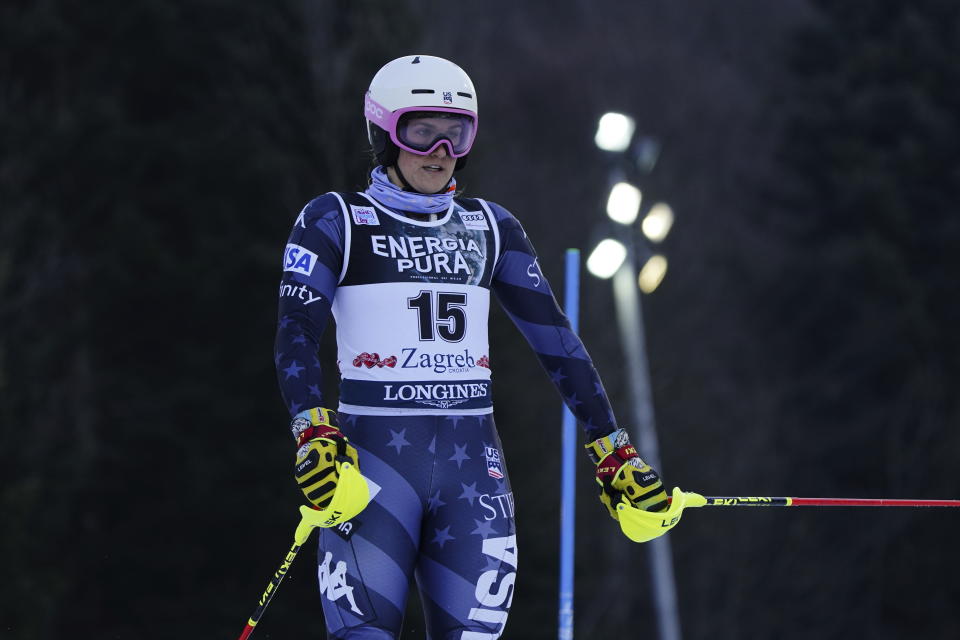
[674,495,960,508]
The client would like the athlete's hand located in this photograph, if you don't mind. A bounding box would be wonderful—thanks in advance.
[292,407,360,509]
[584,428,669,519]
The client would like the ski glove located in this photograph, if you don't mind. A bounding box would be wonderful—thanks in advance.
[585,428,669,519]
[292,407,360,509]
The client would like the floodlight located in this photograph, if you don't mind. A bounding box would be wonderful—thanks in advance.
[586,238,627,279]
[606,182,642,225]
[638,255,668,293]
[594,113,636,152]
[641,203,674,243]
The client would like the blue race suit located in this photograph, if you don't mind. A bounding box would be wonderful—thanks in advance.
[275,186,618,639]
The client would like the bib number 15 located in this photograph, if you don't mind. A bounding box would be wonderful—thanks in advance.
[407,291,467,342]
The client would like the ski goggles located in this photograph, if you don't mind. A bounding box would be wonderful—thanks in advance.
[365,94,478,158]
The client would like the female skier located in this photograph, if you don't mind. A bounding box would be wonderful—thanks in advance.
[275,54,679,640]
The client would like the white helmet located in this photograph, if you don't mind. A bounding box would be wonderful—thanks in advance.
[365,55,479,169]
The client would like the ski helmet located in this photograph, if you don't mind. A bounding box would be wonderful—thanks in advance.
[365,55,478,170]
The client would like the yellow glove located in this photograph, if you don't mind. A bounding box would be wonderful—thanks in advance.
[292,408,369,525]
[585,428,669,519]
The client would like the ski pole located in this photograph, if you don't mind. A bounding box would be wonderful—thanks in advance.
[237,505,328,640]
[237,461,371,638]
[674,495,960,508]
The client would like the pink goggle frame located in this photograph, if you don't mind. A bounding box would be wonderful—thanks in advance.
[365,93,478,158]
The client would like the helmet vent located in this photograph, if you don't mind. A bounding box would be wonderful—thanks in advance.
[457,92,473,98]
[412,56,421,63]
[411,89,435,94]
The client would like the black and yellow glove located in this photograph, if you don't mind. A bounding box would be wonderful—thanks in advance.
[292,407,360,510]
[585,428,669,519]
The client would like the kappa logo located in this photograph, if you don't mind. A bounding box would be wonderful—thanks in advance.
[351,205,380,226]
[295,205,309,229]
[458,210,489,231]
[318,551,363,615]
[283,244,317,276]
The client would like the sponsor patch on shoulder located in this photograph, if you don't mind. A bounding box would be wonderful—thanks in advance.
[283,243,317,276]
[351,205,380,226]
[458,210,489,230]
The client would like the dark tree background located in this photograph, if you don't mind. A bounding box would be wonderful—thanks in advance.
[3,1,959,639]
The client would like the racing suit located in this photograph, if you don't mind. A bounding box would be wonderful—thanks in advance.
[275,185,618,639]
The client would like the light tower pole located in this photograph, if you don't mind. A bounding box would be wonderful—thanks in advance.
[588,113,680,640]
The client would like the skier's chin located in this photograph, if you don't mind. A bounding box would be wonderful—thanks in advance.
[411,168,452,194]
